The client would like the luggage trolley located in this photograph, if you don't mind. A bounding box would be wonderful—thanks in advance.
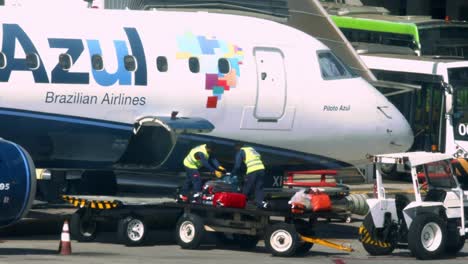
[169,202,353,256]
[63,195,353,257]
[63,195,181,246]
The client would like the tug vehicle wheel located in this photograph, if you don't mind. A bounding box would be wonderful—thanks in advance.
[360,214,396,256]
[408,213,446,260]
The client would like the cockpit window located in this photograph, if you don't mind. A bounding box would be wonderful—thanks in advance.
[317,51,358,80]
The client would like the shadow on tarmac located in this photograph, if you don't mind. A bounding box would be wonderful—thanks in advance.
[354,249,468,260]
[88,229,178,246]
[0,248,58,255]
[87,229,353,258]
[315,221,359,240]
[0,220,63,238]
[0,207,75,237]
[0,248,121,257]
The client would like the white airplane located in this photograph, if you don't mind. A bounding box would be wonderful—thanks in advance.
[0,4,413,224]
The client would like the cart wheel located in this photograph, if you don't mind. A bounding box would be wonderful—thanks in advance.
[70,211,98,242]
[118,216,147,246]
[408,214,447,260]
[359,214,396,256]
[295,242,313,255]
[446,235,465,254]
[175,213,204,249]
[265,223,299,257]
[294,219,315,256]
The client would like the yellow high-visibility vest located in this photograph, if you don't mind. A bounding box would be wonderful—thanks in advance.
[183,144,210,169]
[242,147,265,174]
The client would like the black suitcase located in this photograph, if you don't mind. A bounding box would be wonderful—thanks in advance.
[264,198,290,212]
[203,180,233,194]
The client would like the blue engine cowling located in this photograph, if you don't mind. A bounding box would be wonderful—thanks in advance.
[0,139,36,227]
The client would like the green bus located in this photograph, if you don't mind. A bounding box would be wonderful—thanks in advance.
[326,5,468,57]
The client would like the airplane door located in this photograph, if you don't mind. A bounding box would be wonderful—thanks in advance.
[254,48,287,121]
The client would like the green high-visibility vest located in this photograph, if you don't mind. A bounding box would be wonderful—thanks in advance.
[242,147,265,174]
[183,144,210,169]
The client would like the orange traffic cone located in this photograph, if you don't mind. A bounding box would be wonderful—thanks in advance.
[58,219,72,255]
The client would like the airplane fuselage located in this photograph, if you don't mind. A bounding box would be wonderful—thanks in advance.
[0,8,413,171]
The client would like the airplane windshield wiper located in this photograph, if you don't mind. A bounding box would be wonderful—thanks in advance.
[377,106,392,119]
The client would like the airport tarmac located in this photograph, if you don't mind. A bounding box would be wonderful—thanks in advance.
[1,209,468,264]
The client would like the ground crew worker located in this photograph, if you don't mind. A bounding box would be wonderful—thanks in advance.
[231,143,266,208]
[180,143,225,202]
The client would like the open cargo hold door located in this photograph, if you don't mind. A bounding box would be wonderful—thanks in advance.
[116,116,214,169]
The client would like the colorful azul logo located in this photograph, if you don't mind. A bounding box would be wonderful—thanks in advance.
[176,32,244,108]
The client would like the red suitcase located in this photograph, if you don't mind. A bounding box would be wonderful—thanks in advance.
[213,192,246,208]
[309,192,332,212]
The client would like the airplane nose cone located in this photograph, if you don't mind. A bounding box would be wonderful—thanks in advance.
[381,104,414,152]
[392,114,414,151]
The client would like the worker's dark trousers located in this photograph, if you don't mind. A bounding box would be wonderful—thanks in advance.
[242,169,265,207]
[182,167,202,196]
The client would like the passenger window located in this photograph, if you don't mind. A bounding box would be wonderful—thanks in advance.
[59,54,72,71]
[317,51,357,80]
[26,53,39,70]
[92,54,104,71]
[124,55,137,72]
[0,52,6,69]
[218,58,230,74]
[156,56,168,72]
[189,57,199,73]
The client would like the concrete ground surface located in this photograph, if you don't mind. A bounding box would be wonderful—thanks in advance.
[1,211,468,264]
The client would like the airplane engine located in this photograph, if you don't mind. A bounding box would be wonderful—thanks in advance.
[0,139,36,227]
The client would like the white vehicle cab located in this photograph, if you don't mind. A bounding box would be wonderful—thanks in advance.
[360,152,468,259]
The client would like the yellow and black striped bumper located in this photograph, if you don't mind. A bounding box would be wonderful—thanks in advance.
[62,195,119,210]
[359,225,392,248]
